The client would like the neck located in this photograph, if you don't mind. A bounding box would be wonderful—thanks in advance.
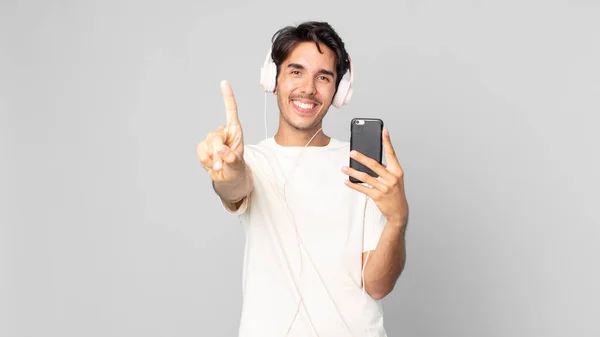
[274,123,330,147]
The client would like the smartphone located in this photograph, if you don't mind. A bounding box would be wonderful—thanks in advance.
[349,118,384,184]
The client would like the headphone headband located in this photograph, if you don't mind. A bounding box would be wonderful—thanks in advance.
[346,55,353,85]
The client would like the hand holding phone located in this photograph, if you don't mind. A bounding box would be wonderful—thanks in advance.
[344,119,409,227]
[349,118,384,183]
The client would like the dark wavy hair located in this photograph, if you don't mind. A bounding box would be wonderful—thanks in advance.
[270,21,350,93]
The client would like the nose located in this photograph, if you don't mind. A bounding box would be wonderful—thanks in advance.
[300,77,316,95]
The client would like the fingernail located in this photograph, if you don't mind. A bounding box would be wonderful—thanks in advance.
[218,146,228,155]
[350,150,357,157]
[383,129,389,136]
[213,161,222,170]
[341,166,348,172]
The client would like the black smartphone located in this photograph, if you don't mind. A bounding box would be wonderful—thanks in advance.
[349,118,384,184]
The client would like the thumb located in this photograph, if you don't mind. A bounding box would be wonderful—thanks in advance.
[217,145,239,165]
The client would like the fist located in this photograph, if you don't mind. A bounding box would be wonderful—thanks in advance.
[197,80,245,182]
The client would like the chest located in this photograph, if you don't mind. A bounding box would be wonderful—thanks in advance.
[270,158,362,243]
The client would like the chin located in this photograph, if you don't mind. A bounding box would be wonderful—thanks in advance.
[291,116,325,131]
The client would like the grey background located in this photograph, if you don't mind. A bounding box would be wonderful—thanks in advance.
[1,0,599,336]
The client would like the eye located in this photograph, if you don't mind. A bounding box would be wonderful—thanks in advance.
[291,70,301,75]
[318,75,331,82]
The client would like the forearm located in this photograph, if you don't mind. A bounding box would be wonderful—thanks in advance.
[364,219,407,300]
[212,164,254,203]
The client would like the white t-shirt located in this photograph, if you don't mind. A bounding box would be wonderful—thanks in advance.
[219,137,388,337]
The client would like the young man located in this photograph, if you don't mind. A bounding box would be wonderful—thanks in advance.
[197,21,409,337]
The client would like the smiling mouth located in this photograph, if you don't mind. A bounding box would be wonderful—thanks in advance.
[291,99,320,114]
[293,100,316,109]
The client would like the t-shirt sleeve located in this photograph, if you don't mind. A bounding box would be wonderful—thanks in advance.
[219,194,249,215]
[363,196,386,252]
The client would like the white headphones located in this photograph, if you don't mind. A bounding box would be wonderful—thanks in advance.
[260,47,354,108]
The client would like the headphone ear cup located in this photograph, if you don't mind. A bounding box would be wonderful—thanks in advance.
[332,76,351,108]
[260,61,277,93]
[344,85,353,105]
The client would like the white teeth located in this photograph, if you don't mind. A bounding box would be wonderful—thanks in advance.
[293,100,315,110]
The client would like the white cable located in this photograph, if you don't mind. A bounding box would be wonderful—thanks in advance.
[361,194,370,303]
[261,94,318,335]
[361,194,374,337]
[256,141,375,337]
[261,97,373,337]
[264,92,268,140]
[254,129,322,337]
[282,127,322,337]
[274,131,357,337]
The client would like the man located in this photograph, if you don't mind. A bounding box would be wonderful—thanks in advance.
[197,21,409,337]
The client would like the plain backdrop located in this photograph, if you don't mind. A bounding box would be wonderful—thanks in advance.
[1,0,599,336]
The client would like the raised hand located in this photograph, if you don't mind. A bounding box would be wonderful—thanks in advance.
[197,80,246,183]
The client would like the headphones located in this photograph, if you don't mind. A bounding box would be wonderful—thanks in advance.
[260,47,354,108]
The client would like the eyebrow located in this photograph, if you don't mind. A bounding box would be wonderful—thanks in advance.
[287,63,335,78]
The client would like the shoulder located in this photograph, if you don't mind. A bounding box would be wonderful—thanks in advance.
[242,138,276,160]
[325,138,350,161]
[328,137,349,151]
[239,138,281,174]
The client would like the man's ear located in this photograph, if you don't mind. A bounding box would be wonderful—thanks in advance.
[273,70,279,94]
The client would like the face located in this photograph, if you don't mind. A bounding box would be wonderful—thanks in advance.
[274,41,338,132]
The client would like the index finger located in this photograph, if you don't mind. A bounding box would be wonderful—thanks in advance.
[220,80,239,126]
[349,150,393,181]
[382,128,401,171]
